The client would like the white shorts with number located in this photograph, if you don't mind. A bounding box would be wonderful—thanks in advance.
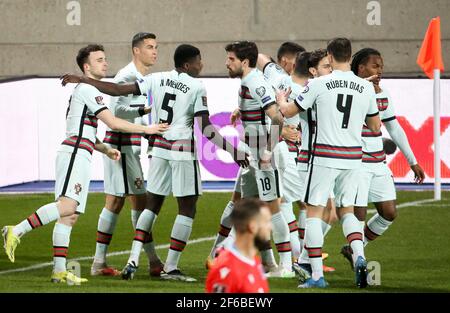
[55,151,91,214]
[103,150,145,197]
[274,141,303,203]
[355,170,396,207]
[146,156,202,197]
[240,164,282,202]
[304,164,359,208]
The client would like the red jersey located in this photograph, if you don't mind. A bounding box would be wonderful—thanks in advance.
[205,247,269,293]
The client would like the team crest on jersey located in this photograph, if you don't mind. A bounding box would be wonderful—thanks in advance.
[202,96,208,107]
[74,183,82,195]
[134,178,143,189]
[95,96,104,105]
[256,86,266,97]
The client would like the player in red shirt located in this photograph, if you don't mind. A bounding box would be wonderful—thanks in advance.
[206,198,271,293]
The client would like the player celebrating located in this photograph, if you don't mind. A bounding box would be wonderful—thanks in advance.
[207,42,303,270]
[278,38,381,288]
[61,44,249,282]
[257,50,310,261]
[90,33,164,278]
[340,48,425,267]
[206,199,271,293]
[224,41,294,278]
[2,44,168,284]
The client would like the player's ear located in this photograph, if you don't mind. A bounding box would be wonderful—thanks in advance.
[248,220,258,235]
[309,67,316,77]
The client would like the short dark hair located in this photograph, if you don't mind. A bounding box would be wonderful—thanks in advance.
[225,41,258,68]
[132,32,156,48]
[351,48,382,75]
[327,38,352,63]
[76,44,104,73]
[174,44,201,68]
[308,48,328,69]
[277,42,306,62]
[293,51,311,77]
[231,199,265,233]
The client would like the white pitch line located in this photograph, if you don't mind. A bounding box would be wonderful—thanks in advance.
[0,236,215,276]
[366,198,439,214]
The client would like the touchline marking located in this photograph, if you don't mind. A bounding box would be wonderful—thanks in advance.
[0,236,215,275]
[366,198,438,214]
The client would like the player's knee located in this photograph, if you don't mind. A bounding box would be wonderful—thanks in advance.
[381,209,397,221]
[57,197,78,216]
[105,195,125,213]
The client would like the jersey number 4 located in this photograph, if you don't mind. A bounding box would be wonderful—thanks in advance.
[159,93,176,124]
[336,93,353,129]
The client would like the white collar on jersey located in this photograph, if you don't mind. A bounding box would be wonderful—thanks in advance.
[228,244,256,266]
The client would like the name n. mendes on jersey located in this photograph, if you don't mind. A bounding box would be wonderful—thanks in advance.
[325,79,365,94]
[160,78,190,93]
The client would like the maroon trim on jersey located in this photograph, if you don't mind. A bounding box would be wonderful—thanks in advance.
[62,136,95,154]
[104,131,142,146]
[297,150,309,164]
[239,86,253,99]
[362,125,382,137]
[240,109,264,122]
[147,135,195,153]
[284,139,299,153]
[313,143,362,160]
[83,115,98,128]
[362,150,386,163]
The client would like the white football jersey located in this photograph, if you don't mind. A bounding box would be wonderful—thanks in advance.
[361,89,396,173]
[238,69,277,161]
[59,83,108,159]
[136,70,209,160]
[104,62,148,152]
[294,70,379,169]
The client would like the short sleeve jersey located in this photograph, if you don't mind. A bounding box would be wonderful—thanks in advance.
[58,83,108,159]
[136,70,209,160]
[361,89,396,173]
[294,70,379,169]
[238,69,277,161]
[205,247,269,293]
[103,62,148,151]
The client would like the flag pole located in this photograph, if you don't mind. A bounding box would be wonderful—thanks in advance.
[433,68,441,200]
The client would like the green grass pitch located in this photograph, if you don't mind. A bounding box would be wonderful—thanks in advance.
[0,191,449,293]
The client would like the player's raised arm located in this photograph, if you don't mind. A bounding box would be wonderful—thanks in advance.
[97,109,168,135]
[61,74,138,96]
[196,113,249,168]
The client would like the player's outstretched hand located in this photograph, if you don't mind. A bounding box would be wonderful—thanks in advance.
[107,148,121,161]
[145,123,169,135]
[60,73,83,86]
[282,125,300,143]
[411,164,425,184]
[230,108,241,127]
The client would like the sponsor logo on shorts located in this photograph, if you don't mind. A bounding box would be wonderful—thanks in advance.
[74,183,82,195]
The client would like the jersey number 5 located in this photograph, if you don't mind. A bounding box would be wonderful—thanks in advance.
[159,93,176,124]
[336,93,353,129]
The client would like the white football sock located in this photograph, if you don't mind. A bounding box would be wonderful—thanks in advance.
[304,217,324,280]
[93,208,118,264]
[210,201,234,258]
[165,215,193,273]
[341,213,365,265]
[13,203,61,237]
[280,202,301,260]
[52,223,72,273]
[272,211,292,270]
